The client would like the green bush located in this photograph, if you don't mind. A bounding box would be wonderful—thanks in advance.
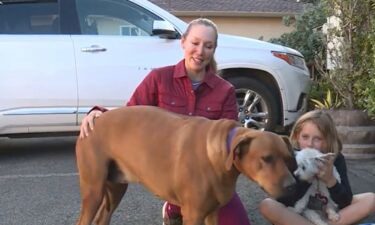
[322,0,375,118]
[270,0,375,118]
[269,1,327,68]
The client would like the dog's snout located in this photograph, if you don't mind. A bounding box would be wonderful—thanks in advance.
[285,183,297,194]
[282,172,296,194]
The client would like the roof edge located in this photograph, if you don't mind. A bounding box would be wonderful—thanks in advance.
[171,11,300,18]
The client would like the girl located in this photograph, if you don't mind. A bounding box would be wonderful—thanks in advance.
[259,110,375,225]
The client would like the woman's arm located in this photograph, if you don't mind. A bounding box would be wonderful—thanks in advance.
[220,86,238,120]
[79,70,159,138]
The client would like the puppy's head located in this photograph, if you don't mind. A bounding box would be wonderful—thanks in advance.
[293,148,335,182]
[225,128,296,199]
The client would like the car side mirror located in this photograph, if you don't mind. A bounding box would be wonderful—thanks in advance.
[152,20,180,39]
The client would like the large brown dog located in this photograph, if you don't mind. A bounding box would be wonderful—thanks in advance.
[75,106,296,225]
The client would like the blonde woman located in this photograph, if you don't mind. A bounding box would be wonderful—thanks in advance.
[80,18,251,225]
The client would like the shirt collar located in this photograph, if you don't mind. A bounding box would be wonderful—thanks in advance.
[173,59,217,89]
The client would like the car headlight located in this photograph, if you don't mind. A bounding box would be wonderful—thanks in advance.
[271,51,307,71]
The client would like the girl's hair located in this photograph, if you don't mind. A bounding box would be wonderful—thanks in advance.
[182,18,218,72]
[290,110,342,154]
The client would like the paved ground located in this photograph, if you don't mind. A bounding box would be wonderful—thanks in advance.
[0,137,374,225]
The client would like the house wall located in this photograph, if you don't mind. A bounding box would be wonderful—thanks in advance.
[178,16,294,41]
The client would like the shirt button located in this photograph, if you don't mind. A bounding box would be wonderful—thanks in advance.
[188,112,193,116]
[171,101,175,105]
[190,90,194,94]
[207,107,211,111]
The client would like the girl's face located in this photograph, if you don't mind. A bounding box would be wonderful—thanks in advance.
[181,24,216,76]
[297,121,328,153]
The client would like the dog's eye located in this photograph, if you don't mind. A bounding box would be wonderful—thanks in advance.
[302,165,306,170]
[262,155,274,163]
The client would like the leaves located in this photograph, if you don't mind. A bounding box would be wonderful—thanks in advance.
[269,2,327,65]
[310,89,342,109]
[272,0,375,118]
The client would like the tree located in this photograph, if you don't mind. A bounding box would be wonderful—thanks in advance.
[320,0,375,115]
[272,0,375,118]
[270,1,327,77]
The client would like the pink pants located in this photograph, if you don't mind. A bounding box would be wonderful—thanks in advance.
[165,192,251,225]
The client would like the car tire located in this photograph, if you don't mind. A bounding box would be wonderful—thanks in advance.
[227,76,279,131]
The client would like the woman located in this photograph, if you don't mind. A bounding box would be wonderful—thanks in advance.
[259,110,375,225]
[80,18,251,225]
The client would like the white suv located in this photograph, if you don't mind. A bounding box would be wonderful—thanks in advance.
[0,0,310,137]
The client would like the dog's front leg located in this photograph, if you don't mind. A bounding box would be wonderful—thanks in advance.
[293,187,314,213]
[204,210,219,225]
[180,206,207,225]
[292,193,310,214]
[325,201,340,222]
[303,209,328,225]
[181,216,205,225]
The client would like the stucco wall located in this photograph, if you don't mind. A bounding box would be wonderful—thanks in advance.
[178,16,294,41]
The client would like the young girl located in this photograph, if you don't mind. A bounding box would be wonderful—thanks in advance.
[259,110,375,225]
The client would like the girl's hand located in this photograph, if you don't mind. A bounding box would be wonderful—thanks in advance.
[317,155,337,188]
[79,110,103,139]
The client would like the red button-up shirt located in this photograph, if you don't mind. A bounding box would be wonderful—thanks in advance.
[126,60,237,120]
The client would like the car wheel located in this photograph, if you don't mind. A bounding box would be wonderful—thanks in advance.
[227,77,279,131]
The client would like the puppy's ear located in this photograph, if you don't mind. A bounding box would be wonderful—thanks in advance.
[317,153,335,163]
[314,155,330,167]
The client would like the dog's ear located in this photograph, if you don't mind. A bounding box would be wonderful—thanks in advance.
[316,152,335,163]
[280,135,297,171]
[281,135,292,152]
[225,128,254,171]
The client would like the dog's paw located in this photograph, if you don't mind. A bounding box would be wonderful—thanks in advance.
[327,209,340,222]
[315,221,329,225]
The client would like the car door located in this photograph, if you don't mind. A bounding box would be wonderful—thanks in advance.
[0,0,78,135]
[71,0,182,122]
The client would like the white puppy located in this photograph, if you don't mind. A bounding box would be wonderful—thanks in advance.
[291,148,341,225]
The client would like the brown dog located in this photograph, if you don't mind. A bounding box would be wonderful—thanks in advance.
[75,105,296,225]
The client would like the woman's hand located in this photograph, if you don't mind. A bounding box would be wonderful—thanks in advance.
[79,110,103,139]
[316,155,337,188]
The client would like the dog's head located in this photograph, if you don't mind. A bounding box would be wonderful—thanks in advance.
[225,127,296,199]
[293,148,335,182]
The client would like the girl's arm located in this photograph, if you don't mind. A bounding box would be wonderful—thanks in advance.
[329,153,353,209]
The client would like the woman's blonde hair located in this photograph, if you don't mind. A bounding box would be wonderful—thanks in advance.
[290,110,342,154]
[182,18,218,72]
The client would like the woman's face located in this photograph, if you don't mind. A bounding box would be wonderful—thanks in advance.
[181,24,216,75]
[297,121,328,153]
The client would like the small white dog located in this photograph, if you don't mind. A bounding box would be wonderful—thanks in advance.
[291,148,341,225]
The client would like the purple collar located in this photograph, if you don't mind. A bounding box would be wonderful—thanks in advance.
[226,127,238,153]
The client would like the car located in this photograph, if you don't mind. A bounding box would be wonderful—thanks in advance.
[0,0,310,138]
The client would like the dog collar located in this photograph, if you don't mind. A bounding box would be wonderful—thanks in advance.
[226,127,238,153]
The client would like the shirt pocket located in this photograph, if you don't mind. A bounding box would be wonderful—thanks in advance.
[196,102,223,120]
[158,94,187,115]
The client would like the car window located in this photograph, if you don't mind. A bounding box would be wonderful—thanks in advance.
[75,0,163,36]
[0,0,59,34]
